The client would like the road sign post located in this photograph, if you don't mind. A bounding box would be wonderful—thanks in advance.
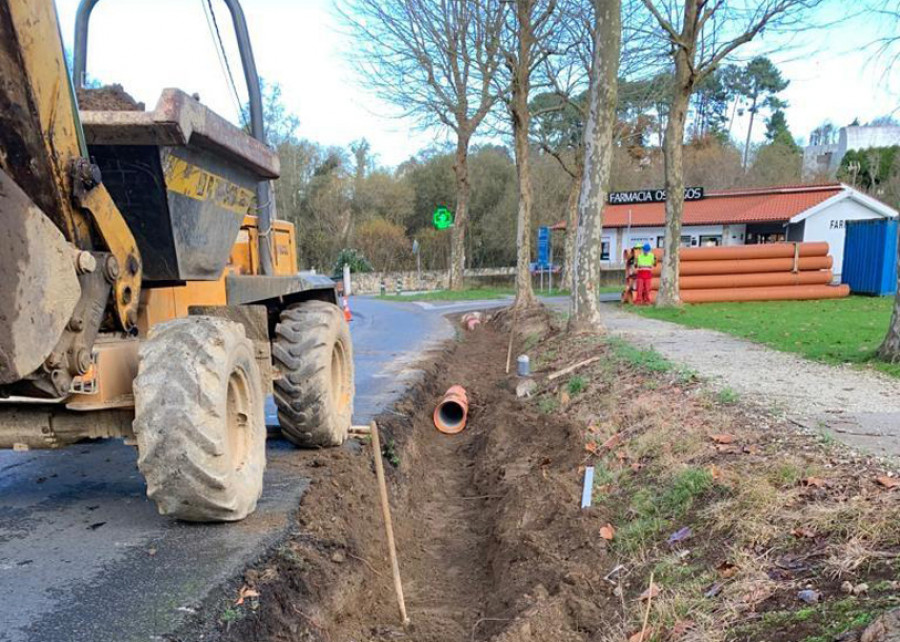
[537,226,550,292]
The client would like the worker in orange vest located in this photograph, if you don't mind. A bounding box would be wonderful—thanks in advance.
[634,243,656,305]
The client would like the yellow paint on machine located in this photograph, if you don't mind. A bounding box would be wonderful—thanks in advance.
[163,156,255,215]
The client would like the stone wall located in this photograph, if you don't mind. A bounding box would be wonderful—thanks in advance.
[349,266,625,294]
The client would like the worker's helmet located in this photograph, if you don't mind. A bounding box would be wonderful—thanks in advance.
[643,243,652,252]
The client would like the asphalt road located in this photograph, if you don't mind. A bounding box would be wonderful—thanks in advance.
[0,297,468,642]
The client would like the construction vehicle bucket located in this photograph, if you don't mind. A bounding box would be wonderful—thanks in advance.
[80,89,280,282]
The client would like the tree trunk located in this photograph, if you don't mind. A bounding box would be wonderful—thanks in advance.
[512,66,536,310]
[878,227,900,362]
[569,0,621,332]
[449,132,471,291]
[560,168,581,293]
[655,57,691,308]
[742,96,757,169]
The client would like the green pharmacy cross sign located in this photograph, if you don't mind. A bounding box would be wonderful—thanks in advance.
[433,205,454,230]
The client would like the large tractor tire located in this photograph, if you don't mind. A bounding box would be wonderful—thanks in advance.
[133,317,266,522]
[272,300,353,447]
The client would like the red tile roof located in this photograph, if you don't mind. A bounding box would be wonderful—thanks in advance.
[551,183,845,230]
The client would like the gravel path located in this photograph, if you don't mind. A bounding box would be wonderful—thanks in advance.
[601,305,900,460]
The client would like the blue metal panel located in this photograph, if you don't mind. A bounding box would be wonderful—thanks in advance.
[537,226,550,267]
[841,219,898,296]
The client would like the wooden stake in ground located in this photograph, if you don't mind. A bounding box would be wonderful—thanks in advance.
[369,420,410,627]
[505,307,519,374]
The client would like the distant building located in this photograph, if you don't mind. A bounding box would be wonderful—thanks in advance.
[551,183,898,278]
[802,125,900,178]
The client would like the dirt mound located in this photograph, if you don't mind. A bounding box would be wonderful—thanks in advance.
[210,324,607,641]
[77,84,144,111]
[200,310,900,642]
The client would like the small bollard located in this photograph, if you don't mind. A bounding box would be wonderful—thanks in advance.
[517,354,530,377]
[395,277,402,295]
[380,280,386,296]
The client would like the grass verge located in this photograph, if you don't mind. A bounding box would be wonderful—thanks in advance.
[632,296,900,378]
[527,328,900,642]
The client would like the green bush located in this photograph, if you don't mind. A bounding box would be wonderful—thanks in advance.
[332,248,373,275]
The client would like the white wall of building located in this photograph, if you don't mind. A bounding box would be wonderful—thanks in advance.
[799,198,887,276]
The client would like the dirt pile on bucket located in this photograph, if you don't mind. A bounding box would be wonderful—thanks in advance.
[76,84,144,111]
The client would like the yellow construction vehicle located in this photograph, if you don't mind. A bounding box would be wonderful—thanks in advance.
[0,0,354,521]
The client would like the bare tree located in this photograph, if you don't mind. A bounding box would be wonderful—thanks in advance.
[569,0,622,331]
[500,0,564,310]
[342,0,506,290]
[640,0,822,307]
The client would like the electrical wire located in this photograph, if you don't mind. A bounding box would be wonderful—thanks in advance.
[200,0,246,126]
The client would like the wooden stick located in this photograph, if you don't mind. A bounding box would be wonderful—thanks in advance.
[369,420,410,627]
[638,572,655,642]
[547,356,601,381]
[505,307,519,374]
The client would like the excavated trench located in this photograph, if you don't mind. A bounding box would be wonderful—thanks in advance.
[216,316,613,642]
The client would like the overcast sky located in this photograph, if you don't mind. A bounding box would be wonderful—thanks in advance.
[57,0,898,168]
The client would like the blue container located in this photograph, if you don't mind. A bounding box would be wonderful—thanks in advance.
[842,219,898,296]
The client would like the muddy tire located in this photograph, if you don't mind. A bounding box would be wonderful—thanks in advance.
[273,300,353,447]
[133,317,266,522]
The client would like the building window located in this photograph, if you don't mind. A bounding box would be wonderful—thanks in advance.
[699,235,722,246]
[657,236,665,248]
[680,235,693,248]
[601,240,610,261]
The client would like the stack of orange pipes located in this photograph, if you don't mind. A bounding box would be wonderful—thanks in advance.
[623,242,850,304]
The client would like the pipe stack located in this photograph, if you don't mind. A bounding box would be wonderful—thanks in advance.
[624,242,850,304]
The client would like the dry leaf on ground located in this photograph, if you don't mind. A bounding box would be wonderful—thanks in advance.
[710,434,735,444]
[234,585,260,606]
[876,476,900,489]
[639,584,660,601]
[600,524,616,540]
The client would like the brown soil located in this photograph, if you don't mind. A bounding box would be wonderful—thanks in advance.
[206,306,900,642]
[76,84,144,111]
[213,315,611,641]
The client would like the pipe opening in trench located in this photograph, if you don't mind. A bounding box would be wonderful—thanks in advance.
[436,401,465,431]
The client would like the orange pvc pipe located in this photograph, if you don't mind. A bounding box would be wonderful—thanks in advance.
[678,242,829,262]
[646,284,850,303]
[434,385,469,434]
[633,242,828,262]
[649,270,833,291]
[649,256,833,276]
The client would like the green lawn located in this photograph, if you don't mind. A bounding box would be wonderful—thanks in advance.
[632,296,900,378]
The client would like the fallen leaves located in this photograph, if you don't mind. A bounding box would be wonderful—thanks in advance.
[638,584,660,601]
[628,628,655,642]
[584,441,599,455]
[710,434,735,444]
[602,433,623,450]
[716,560,738,579]
[875,475,900,489]
[791,526,817,539]
[234,585,260,606]
[600,524,616,541]
[802,476,828,488]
